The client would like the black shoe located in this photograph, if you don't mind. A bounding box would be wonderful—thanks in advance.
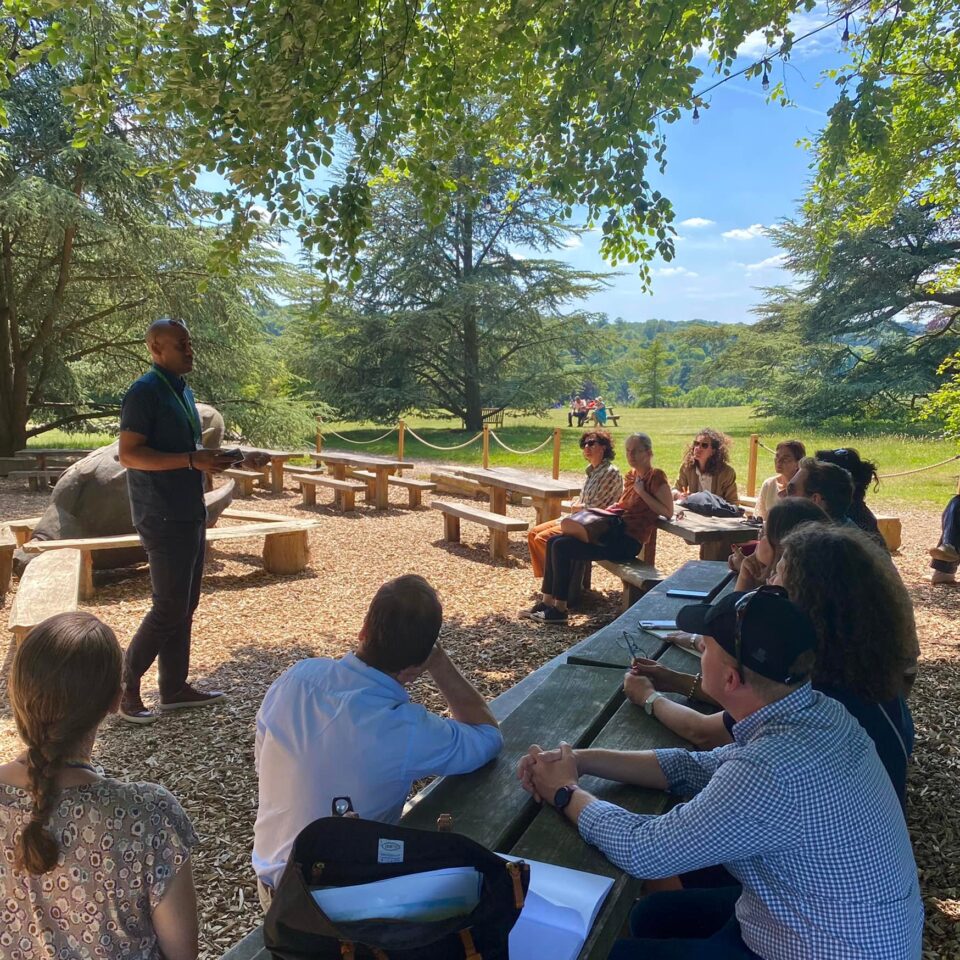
[519,601,550,620]
[530,606,568,625]
[159,684,227,711]
[119,690,158,725]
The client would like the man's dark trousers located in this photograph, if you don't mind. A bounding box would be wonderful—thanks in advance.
[931,495,959,574]
[123,516,205,699]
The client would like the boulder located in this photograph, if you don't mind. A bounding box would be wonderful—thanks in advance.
[13,404,235,573]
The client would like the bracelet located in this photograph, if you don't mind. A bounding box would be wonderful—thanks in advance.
[689,672,702,699]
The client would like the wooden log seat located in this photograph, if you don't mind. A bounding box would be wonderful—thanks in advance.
[8,549,82,643]
[431,500,529,560]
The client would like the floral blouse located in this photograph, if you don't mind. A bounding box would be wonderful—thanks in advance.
[0,778,197,960]
[577,460,623,509]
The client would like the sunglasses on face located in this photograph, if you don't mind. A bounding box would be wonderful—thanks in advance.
[582,439,600,447]
[732,584,788,683]
[694,440,716,449]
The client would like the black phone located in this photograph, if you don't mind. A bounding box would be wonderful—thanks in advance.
[220,447,245,463]
[666,589,710,599]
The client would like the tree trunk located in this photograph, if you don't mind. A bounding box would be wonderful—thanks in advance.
[461,206,483,431]
[0,391,27,457]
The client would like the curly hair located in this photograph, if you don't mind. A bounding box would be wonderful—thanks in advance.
[579,428,615,461]
[681,427,731,475]
[780,524,917,702]
[9,612,122,874]
[814,447,879,502]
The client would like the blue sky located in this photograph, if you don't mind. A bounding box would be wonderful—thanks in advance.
[548,6,851,326]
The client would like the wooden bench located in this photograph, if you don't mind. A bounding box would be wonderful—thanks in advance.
[223,468,261,497]
[388,475,436,508]
[21,519,319,598]
[432,500,528,560]
[596,559,665,610]
[292,473,367,512]
[8,516,41,546]
[0,525,15,597]
[282,462,323,476]
[9,469,65,491]
[8,549,82,643]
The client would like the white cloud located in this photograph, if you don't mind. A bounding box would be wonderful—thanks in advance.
[562,235,583,249]
[745,253,788,272]
[655,266,699,278]
[679,217,715,229]
[722,223,767,241]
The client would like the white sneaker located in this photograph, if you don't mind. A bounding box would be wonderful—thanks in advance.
[930,570,957,585]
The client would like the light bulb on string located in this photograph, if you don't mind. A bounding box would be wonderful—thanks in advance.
[842,15,850,43]
[692,104,700,124]
[761,60,770,91]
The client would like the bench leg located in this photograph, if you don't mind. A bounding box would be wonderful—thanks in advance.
[342,490,356,512]
[301,482,316,507]
[0,547,12,597]
[28,476,39,493]
[443,513,461,542]
[79,552,95,601]
[622,581,642,611]
[263,530,310,574]
[408,488,421,508]
[490,530,508,560]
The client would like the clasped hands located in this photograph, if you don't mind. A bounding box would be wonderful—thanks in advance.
[517,742,580,806]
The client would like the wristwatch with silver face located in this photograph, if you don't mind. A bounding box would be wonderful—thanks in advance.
[644,691,665,716]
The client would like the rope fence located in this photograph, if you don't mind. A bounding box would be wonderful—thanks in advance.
[404,427,484,451]
[488,430,555,456]
[320,426,397,445]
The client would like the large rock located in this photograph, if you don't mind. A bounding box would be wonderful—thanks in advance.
[13,404,235,573]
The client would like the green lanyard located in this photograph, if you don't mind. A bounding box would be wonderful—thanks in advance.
[149,368,201,446]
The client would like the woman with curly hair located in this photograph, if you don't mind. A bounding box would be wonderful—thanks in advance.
[626,524,916,807]
[674,427,738,504]
[0,612,199,959]
[815,446,881,535]
[524,429,622,583]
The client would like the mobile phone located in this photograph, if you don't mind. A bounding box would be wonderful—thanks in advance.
[220,447,245,463]
[666,589,710,599]
[640,619,677,630]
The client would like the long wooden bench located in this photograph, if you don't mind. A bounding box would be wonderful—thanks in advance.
[8,549,82,644]
[9,469,65,491]
[292,473,367,511]
[21,519,319,598]
[432,500,528,560]
[8,516,41,547]
[388,474,436,508]
[0,525,15,597]
[223,468,261,497]
[596,559,665,610]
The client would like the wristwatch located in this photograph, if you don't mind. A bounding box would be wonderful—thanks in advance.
[553,783,580,811]
[644,691,665,716]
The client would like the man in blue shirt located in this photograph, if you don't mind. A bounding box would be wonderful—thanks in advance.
[253,575,503,906]
[519,587,923,959]
[118,319,252,723]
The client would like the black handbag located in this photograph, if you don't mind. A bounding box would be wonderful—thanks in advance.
[264,816,530,960]
[561,506,624,544]
[680,491,744,519]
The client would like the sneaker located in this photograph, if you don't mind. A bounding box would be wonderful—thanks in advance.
[929,544,960,564]
[930,570,957,585]
[159,684,227,712]
[519,602,550,620]
[530,606,569,625]
[119,690,158,725]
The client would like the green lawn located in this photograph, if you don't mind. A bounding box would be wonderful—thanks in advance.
[25,408,959,508]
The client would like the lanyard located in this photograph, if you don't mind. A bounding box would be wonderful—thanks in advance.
[149,368,201,445]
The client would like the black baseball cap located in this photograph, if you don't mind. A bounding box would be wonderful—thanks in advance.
[676,587,817,685]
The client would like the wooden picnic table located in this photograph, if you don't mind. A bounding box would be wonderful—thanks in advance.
[15,448,94,471]
[239,448,304,494]
[221,559,727,960]
[657,511,761,547]
[454,466,582,524]
[309,451,415,510]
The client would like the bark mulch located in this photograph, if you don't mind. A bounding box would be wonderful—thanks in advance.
[0,476,958,957]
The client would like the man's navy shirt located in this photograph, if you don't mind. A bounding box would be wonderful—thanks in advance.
[120,365,206,526]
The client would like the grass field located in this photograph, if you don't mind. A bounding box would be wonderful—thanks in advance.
[26,408,960,507]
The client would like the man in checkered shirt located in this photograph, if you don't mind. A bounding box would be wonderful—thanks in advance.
[519,587,923,959]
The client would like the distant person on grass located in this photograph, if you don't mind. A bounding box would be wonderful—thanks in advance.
[118,318,269,723]
[253,575,502,907]
[518,589,923,959]
[523,429,622,588]
[0,613,199,960]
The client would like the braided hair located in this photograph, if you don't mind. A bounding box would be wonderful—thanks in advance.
[9,612,122,874]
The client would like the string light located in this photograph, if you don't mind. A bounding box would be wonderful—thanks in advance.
[842,15,850,43]
[761,60,771,91]
[692,104,701,124]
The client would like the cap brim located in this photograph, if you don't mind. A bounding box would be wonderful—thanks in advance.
[676,602,713,635]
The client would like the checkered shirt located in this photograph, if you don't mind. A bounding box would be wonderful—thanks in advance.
[578,685,923,959]
[579,461,623,508]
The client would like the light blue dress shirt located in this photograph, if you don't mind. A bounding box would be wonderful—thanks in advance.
[579,684,923,959]
[253,653,502,887]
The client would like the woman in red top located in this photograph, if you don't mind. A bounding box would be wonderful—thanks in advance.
[528,433,674,624]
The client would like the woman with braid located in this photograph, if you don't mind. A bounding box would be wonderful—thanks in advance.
[0,612,199,959]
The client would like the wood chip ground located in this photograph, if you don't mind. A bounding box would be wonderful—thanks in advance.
[1,474,958,957]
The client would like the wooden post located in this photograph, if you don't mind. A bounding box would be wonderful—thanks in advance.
[552,428,562,480]
[747,434,759,498]
[398,419,405,461]
[263,530,310,574]
[315,421,323,454]
[482,425,490,469]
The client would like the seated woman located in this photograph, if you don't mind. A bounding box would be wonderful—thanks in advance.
[755,439,805,519]
[592,396,608,426]
[0,612,199,959]
[732,497,827,592]
[526,432,673,625]
[626,523,916,807]
[524,429,622,586]
[815,446,881,534]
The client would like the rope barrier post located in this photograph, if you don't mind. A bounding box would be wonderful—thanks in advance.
[397,419,405,461]
[552,428,561,480]
[747,434,759,498]
[482,425,490,469]
[316,420,323,455]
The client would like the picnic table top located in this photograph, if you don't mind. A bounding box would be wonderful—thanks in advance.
[238,447,303,460]
[309,450,415,469]
[15,448,94,458]
[221,558,724,960]
[454,465,582,499]
[657,511,761,544]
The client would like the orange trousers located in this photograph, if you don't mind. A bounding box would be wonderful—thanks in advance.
[528,518,564,579]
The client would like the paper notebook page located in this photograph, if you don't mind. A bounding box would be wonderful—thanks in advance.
[508,915,582,960]
[500,855,614,937]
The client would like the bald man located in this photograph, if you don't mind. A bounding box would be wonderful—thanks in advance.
[118,319,253,723]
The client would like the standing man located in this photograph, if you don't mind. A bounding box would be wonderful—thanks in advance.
[117,318,260,723]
